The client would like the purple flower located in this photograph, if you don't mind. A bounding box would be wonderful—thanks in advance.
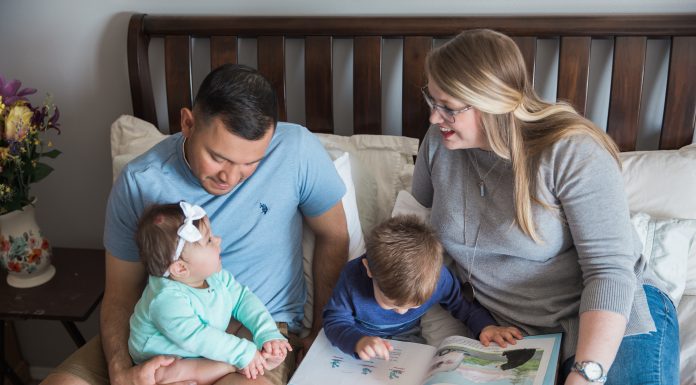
[49,107,61,133]
[0,75,37,105]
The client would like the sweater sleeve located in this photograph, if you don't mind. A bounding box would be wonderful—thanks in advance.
[547,136,639,318]
[149,290,257,368]
[221,271,286,349]
[322,267,366,356]
[437,267,497,337]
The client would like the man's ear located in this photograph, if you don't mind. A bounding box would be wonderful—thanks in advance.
[168,260,189,279]
[180,108,195,138]
[361,258,373,278]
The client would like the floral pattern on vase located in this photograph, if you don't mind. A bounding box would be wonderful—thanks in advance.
[0,229,51,274]
[0,202,55,288]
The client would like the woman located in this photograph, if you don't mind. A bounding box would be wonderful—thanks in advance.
[411,29,678,384]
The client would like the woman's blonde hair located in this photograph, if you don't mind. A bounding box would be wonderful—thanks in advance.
[426,29,620,243]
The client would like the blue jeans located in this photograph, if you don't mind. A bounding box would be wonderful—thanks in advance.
[560,285,679,385]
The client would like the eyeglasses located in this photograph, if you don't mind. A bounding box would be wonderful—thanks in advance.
[421,86,472,123]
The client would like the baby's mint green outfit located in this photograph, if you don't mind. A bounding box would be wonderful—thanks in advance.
[128,269,285,368]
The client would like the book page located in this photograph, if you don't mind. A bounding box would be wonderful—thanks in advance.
[422,334,561,385]
[289,329,436,385]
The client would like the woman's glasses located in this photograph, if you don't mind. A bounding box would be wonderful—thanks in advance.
[421,86,472,123]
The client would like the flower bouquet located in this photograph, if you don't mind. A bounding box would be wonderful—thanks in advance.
[1,75,61,214]
[0,75,61,287]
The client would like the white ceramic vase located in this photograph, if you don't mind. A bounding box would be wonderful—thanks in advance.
[0,203,55,288]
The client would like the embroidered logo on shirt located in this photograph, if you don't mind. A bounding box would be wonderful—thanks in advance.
[260,203,269,215]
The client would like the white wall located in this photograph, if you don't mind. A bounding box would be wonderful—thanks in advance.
[2,0,695,374]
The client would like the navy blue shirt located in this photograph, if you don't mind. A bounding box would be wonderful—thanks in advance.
[323,256,497,356]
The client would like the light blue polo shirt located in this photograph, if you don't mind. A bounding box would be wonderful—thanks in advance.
[104,122,345,331]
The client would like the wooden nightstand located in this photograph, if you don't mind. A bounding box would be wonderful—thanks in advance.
[0,248,105,385]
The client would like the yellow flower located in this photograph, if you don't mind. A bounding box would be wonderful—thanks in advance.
[0,96,5,113]
[5,104,33,140]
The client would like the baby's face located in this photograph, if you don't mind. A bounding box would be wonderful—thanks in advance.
[181,217,223,280]
[372,282,421,315]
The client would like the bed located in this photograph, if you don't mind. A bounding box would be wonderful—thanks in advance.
[120,13,696,383]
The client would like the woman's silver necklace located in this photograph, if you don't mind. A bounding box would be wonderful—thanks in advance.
[462,150,502,302]
[468,150,499,197]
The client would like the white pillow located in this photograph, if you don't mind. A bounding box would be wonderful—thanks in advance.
[302,152,366,330]
[315,133,419,236]
[621,143,696,219]
[111,115,166,181]
[631,212,696,306]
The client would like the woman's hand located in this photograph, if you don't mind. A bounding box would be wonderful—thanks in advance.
[355,336,394,361]
[479,325,523,347]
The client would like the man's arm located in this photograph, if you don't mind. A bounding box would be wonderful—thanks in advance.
[101,252,177,385]
[304,201,349,346]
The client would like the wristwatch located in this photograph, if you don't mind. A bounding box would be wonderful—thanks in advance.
[572,361,607,383]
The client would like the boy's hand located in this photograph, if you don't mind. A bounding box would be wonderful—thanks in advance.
[240,351,267,380]
[261,339,292,363]
[479,325,523,348]
[355,336,394,361]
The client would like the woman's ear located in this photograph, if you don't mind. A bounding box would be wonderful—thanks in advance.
[168,260,189,279]
[361,258,373,278]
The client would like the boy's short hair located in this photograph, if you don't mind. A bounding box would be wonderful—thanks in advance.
[136,203,201,276]
[365,214,443,306]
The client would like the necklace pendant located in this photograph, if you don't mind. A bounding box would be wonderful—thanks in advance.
[479,180,485,197]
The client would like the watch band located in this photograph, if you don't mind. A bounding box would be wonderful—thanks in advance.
[572,361,607,383]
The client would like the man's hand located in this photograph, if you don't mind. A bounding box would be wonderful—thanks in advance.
[355,336,394,361]
[240,351,268,380]
[112,355,186,385]
[479,325,523,348]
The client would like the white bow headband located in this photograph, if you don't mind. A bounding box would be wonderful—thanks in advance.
[164,201,207,277]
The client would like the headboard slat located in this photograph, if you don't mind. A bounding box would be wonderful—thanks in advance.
[402,36,432,139]
[660,36,696,150]
[511,37,537,86]
[607,36,647,152]
[164,36,193,134]
[210,36,238,69]
[258,36,287,122]
[127,14,157,127]
[305,36,334,134]
[557,36,591,116]
[353,36,382,135]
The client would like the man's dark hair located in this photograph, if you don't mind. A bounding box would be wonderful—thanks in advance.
[193,64,278,140]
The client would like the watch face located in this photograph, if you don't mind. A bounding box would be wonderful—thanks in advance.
[583,362,603,380]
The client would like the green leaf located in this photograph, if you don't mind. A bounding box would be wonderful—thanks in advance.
[42,149,62,159]
[30,163,54,183]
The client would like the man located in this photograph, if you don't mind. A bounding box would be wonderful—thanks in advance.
[41,64,348,385]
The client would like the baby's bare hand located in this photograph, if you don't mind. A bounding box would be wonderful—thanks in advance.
[241,351,267,380]
[262,339,292,359]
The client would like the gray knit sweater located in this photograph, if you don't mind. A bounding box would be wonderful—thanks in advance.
[412,125,663,361]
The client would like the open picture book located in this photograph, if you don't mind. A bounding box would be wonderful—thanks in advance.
[289,329,562,385]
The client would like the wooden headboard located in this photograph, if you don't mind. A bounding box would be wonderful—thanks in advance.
[127,14,695,151]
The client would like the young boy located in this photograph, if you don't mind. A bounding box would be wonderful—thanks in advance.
[323,215,521,361]
[128,202,292,384]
